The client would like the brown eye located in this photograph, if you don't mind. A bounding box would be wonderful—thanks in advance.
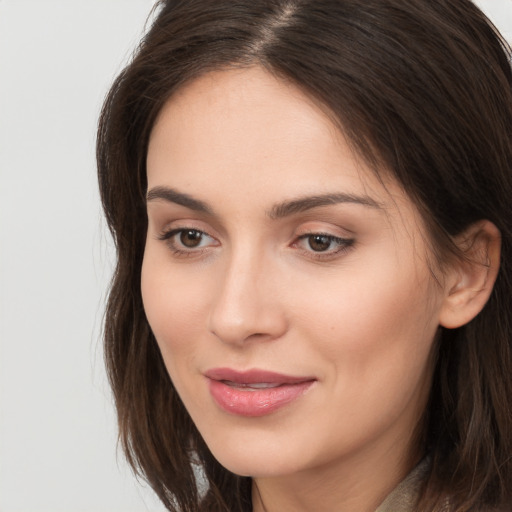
[295,233,354,258]
[179,230,203,248]
[307,234,333,252]
[158,227,218,255]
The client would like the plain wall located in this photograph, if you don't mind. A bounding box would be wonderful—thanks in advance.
[0,1,167,511]
[0,1,510,511]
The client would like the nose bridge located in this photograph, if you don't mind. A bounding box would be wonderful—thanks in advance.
[208,242,286,345]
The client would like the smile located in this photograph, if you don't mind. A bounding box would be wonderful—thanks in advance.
[205,368,316,417]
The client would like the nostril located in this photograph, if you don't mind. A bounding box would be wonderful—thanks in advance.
[208,304,288,346]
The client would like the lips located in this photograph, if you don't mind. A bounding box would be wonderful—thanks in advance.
[205,368,316,417]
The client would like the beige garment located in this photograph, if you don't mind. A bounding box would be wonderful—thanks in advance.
[375,458,430,512]
[376,460,511,512]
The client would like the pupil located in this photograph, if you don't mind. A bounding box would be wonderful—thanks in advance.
[180,230,202,248]
[309,235,331,252]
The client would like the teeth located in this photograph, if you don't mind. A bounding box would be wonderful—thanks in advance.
[245,382,280,389]
[223,381,281,390]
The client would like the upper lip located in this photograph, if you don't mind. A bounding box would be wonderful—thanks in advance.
[204,367,316,385]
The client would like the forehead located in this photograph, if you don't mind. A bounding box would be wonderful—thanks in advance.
[149,67,346,176]
[147,66,414,221]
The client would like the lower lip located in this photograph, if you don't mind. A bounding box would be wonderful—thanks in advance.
[208,379,314,417]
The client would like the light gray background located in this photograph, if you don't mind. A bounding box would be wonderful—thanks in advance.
[0,1,511,511]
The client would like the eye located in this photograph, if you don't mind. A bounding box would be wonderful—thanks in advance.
[158,228,218,254]
[177,229,207,248]
[305,234,336,252]
[295,233,354,256]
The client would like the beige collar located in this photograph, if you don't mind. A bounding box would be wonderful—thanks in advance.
[375,458,430,512]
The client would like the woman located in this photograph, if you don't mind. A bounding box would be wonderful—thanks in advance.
[97,0,512,510]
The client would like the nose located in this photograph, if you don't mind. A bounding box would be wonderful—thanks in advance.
[207,250,288,346]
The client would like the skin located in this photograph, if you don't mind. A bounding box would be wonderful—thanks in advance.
[141,67,497,512]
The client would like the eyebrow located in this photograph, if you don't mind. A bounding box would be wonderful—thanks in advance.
[268,193,383,219]
[146,186,382,218]
[146,186,213,214]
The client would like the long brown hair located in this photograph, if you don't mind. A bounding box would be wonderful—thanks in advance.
[97,1,512,510]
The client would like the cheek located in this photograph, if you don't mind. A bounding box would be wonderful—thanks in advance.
[286,268,439,457]
[141,249,207,361]
[141,255,213,423]
[291,254,440,400]
[295,254,437,343]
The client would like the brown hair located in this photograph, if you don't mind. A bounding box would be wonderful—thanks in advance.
[97,1,512,510]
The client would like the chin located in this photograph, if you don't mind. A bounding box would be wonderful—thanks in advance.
[212,449,305,478]
[197,423,319,478]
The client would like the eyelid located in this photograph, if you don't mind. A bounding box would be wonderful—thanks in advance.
[155,217,218,242]
[293,219,355,236]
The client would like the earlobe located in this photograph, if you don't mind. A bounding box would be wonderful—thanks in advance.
[439,220,501,329]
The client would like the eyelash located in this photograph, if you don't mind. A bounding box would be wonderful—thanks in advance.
[158,228,355,260]
[294,233,355,260]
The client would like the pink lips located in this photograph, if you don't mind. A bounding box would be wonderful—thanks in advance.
[205,368,315,417]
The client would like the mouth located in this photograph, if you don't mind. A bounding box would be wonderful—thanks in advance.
[204,368,316,417]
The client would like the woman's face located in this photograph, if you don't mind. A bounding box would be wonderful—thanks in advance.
[142,67,447,479]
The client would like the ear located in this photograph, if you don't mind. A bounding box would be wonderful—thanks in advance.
[439,220,501,329]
